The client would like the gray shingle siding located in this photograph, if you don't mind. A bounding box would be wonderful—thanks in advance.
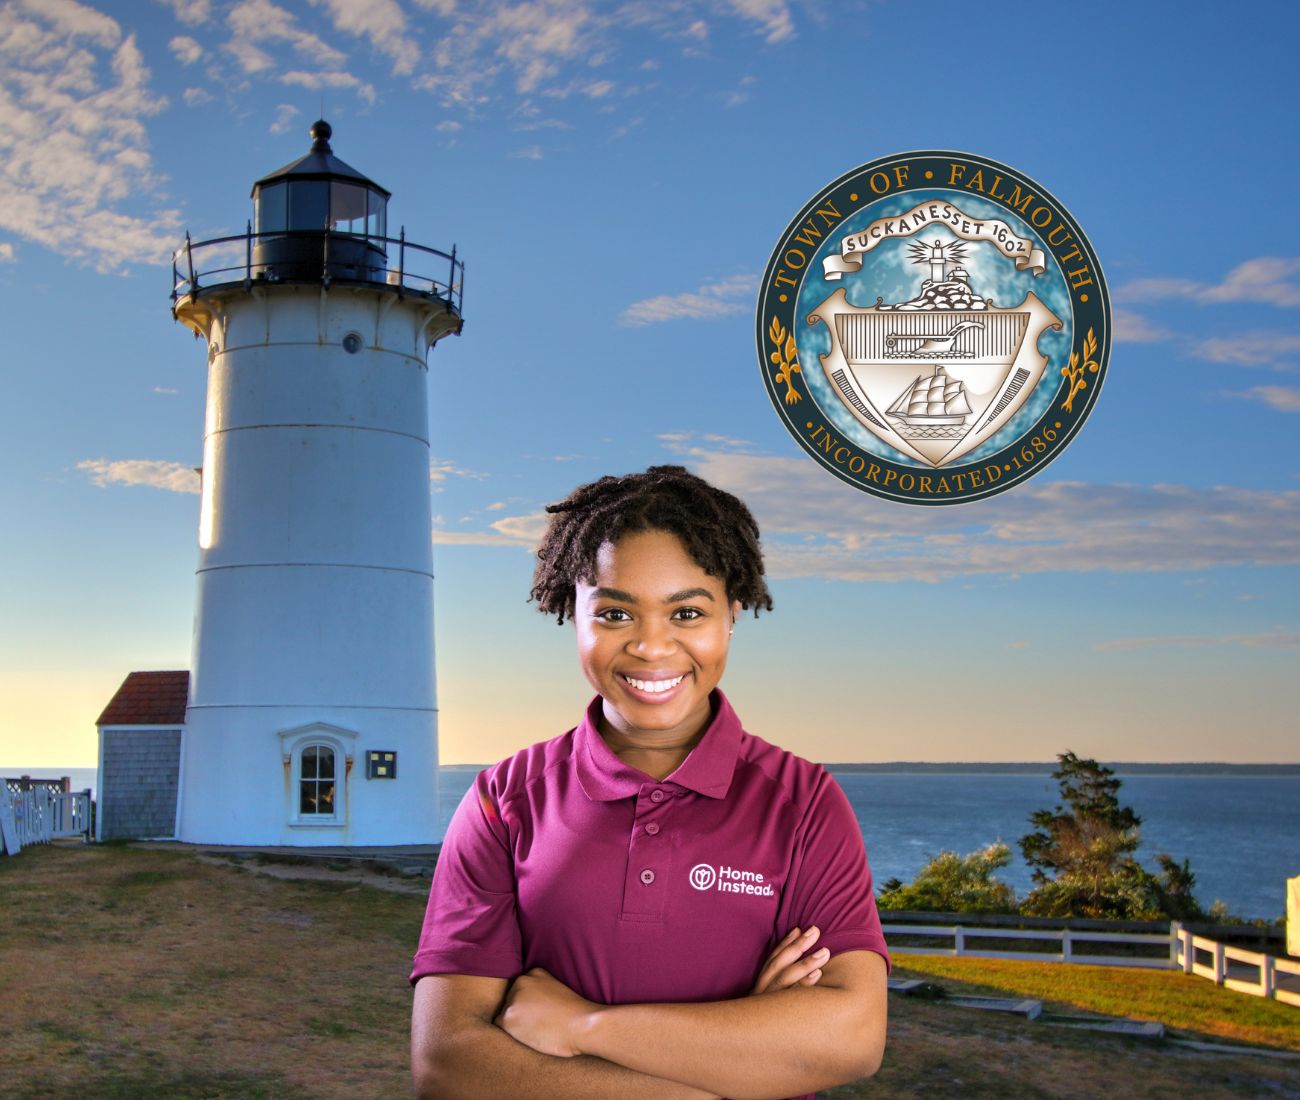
[100,728,182,839]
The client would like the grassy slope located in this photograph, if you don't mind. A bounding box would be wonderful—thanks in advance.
[1,844,1296,1099]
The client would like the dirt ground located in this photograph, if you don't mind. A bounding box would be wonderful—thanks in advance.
[2,843,1297,1099]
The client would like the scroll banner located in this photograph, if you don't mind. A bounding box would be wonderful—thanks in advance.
[823,200,1047,280]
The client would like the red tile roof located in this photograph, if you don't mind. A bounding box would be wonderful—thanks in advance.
[96,671,190,727]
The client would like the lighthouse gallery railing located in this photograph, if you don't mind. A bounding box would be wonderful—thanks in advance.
[171,226,465,314]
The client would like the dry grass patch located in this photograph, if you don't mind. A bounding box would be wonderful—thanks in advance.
[893,954,1300,1052]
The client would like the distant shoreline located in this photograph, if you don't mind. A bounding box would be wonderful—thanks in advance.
[437,761,1300,776]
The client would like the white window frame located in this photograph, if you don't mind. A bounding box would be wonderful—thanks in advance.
[278,722,357,828]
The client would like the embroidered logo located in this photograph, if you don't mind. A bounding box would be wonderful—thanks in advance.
[757,151,1110,505]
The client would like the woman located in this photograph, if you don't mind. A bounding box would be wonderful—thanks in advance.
[411,466,889,1099]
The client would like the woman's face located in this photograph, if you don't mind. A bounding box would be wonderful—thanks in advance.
[574,529,740,745]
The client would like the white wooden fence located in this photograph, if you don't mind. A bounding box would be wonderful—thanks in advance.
[0,786,92,854]
[1174,922,1300,1007]
[882,918,1300,1008]
[881,919,1178,969]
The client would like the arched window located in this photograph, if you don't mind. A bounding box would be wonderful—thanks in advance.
[278,722,356,828]
[299,745,336,817]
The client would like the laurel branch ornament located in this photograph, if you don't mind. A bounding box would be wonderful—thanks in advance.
[1061,327,1099,414]
[768,317,802,405]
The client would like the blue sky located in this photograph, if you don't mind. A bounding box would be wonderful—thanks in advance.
[1,0,1298,768]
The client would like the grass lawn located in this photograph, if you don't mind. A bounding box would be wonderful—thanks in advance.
[2,843,1297,1099]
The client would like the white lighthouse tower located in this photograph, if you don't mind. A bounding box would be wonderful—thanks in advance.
[169,121,462,845]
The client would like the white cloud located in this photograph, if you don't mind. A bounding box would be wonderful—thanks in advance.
[1227,385,1300,413]
[160,0,212,25]
[620,273,756,326]
[429,457,487,482]
[78,458,199,494]
[433,511,547,546]
[510,143,543,160]
[182,86,213,105]
[1095,632,1300,652]
[652,439,1300,582]
[0,5,179,271]
[281,68,377,104]
[1192,332,1300,368]
[310,0,419,74]
[727,0,794,42]
[169,34,202,64]
[152,385,178,395]
[0,241,14,262]
[270,103,300,134]
[1111,308,1169,344]
[435,119,461,132]
[1120,257,1300,308]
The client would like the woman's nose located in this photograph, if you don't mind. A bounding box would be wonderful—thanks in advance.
[628,619,675,658]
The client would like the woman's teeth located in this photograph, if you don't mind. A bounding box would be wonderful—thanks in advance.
[623,674,685,694]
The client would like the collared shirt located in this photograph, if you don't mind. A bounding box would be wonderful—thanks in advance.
[411,691,889,1094]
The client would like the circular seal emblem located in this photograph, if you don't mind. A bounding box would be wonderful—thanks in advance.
[757,151,1109,505]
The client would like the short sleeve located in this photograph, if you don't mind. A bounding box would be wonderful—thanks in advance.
[409,772,523,985]
[776,772,890,972]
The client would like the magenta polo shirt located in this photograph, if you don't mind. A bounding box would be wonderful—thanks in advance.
[411,690,889,1095]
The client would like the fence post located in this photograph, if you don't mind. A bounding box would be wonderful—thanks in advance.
[1182,926,1194,974]
[1213,940,1226,985]
[1061,927,1072,963]
[953,926,965,957]
[1262,955,1276,998]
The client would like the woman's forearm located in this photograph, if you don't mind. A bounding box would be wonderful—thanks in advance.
[573,963,885,1100]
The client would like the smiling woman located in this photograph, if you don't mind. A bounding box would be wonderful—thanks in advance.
[410,466,890,1100]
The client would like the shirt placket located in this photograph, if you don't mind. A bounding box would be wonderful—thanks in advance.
[620,782,673,922]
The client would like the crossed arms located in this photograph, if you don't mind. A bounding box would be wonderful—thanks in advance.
[411,929,887,1100]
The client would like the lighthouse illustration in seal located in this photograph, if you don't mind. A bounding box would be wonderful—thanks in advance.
[168,121,464,845]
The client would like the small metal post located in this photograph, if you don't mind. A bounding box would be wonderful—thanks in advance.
[245,220,252,283]
[322,219,331,286]
[185,232,197,292]
[397,227,405,292]
[448,243,456,302]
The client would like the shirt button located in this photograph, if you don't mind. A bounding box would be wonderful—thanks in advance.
[645,822,660,835]
[650,789,666,803]
[640,869,655,885]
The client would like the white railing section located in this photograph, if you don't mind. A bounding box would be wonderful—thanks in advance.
[0,787,92,854]
[1174,922,1300,1007]
[881,920,1178,969]
[881,917,1299,1008]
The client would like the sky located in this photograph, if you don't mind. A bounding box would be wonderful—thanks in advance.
[1,0,1298,769]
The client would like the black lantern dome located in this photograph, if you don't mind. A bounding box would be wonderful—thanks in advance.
[251,120,390,281]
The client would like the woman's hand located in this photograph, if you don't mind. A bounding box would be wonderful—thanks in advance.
[750,926,830,995]
[494,967,596,1058]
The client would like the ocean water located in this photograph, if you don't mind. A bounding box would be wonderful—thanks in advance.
[439,767,1300,921]
[30,764,1295,919]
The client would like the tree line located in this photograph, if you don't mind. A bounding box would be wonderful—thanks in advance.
[876,751,1216,921]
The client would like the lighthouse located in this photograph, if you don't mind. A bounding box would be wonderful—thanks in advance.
[163,121,463,846]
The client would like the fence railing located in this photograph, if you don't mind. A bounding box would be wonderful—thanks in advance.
[0,787,93,854]
[171,227,465,314]
[881,915,1299,1008]
[1174,922,1300,1007]
[881,919,1178,969]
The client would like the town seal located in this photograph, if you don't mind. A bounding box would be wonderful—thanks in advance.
[757,152,1109,505]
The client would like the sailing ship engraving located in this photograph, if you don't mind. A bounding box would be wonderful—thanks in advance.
[808,227,1062,469]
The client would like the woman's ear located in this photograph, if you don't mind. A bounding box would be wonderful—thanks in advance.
[729,600,742,633]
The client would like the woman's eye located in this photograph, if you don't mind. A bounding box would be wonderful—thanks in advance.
[598,608,631,622]
[673,607,703,621]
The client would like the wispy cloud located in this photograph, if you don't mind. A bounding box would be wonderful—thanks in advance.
[183,86,213,106]
[620,273,756,326]
[159,0,212,25]
[152,385,178,395]
[0,3,180,271]
[430,457,488,482]
[1112,308,1169,344]
[1120,257,1300,308]
[311,0,420,75]
[727,0,794,43]
[169,34,202,64]
[651,438,1300,582]
[1226,385,1300,413]
[510,144,544,160]
[433,511,546,546]
[1191,332,1300,369]
[270,103,300,134]
[0,242,15,263]
[78,458,199,494]
[1095,631,1300,652]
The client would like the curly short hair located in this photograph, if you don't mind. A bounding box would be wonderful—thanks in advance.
[530,465,774,624]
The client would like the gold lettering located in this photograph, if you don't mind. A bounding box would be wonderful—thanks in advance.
[968,469,984,488]
[848,455,865,474]
[1030,206,1051,228]
[773,271,797,288]
[893,165,910,189]
[882,470,898,487]
[869,171,890,194]
[965,167,986,193]
[984,464,1002,484]
[936,477,951,493]
[1004,184,1035,214]
[1067,266,1094,290]
[784,248,806,269]
[948,163,966,186]
[866,463,881,483]
[899,473,916,491]
[919,475,933,493]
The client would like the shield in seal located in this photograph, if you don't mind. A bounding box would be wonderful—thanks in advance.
[756,151,1110,505]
